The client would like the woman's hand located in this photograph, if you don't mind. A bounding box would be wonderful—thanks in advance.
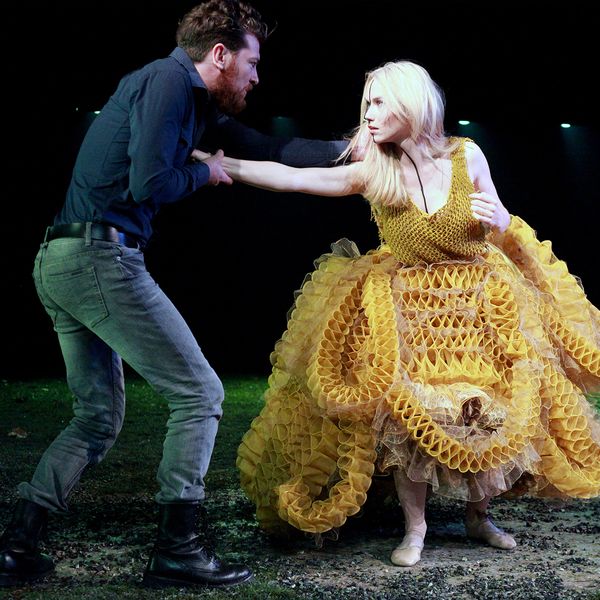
[191,149,211,162]
[470,191,510,233]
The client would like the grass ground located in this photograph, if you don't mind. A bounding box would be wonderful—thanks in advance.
[0,376,281,599]
[1,378,599,600]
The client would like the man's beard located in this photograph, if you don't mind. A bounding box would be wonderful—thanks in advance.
[212,64,248,115]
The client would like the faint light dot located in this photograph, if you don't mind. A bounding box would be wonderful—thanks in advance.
[560,123,571,128]
[458,120,470,125]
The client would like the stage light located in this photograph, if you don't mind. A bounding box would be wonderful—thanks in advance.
[458,120,470,125]
[561,123,571,128]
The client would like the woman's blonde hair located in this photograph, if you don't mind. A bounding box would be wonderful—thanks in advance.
[341,60,459,207]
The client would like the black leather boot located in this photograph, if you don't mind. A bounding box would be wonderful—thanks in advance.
[143,503,252,588]
[0,499,55,587]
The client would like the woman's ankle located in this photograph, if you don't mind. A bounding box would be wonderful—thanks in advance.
[405,520,427,538]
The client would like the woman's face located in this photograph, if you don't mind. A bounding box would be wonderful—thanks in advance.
[363,79,410,145]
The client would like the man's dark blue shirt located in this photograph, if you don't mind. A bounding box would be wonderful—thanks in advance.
[57,47,345,247]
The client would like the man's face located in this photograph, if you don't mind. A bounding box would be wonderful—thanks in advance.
[213,33,260,115]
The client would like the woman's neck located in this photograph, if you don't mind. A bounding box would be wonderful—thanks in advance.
[397,139,429,170]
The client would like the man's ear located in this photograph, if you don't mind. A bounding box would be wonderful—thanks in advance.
[211,43,230,71]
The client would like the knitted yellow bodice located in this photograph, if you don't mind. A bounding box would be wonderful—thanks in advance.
[373,137,487,265]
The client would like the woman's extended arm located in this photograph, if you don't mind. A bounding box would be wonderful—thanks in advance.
[465,141,511,233]
[192,149,364,197]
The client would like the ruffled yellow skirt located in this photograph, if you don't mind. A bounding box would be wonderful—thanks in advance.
[237,217,600,535]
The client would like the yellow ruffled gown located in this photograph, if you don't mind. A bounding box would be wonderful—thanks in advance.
[237,137,600,535]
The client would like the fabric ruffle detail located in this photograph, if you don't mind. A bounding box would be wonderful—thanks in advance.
[238,226,600,535]
[489,216,600,370]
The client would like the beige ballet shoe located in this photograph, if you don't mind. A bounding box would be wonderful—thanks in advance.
[465,517,516,550]
[390,530,425,566]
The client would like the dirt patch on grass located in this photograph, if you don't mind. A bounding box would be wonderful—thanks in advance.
[235,482,600,600]
[1,478,599,599]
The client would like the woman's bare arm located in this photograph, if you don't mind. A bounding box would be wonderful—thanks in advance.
[465,141,511,233]
[192,149,364,197]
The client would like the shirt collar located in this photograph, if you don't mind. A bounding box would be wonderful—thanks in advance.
[169,47,208,91]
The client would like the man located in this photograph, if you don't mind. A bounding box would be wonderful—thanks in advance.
[0,0,345,589]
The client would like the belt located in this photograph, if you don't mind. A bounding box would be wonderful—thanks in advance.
[45,223,141,249]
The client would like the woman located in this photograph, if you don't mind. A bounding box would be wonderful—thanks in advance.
[194,61,600,567]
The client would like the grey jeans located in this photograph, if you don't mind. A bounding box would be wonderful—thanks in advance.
[21,233,224,512]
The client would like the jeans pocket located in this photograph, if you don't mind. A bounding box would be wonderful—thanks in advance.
[45,265,110,328]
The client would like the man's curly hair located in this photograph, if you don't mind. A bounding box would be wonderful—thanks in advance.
[176,0,269,61]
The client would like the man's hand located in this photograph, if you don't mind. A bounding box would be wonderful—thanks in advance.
[350,126,371,162]
[193,149,232,186]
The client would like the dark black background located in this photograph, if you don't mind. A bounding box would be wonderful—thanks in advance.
[3,0,599,379]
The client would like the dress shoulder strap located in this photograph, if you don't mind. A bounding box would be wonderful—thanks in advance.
[450,137,476,192]
[449,136,473,156]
